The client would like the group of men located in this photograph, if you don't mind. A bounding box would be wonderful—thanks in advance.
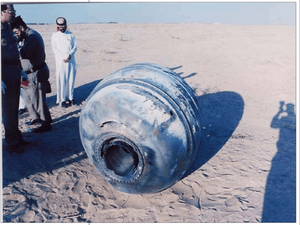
[1,4,77,153]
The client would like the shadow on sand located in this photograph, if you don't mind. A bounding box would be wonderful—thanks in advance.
[184,91,244,177]
[261,102,296,222]
[45,79,102,109]
[3,80,244,192]
[2,80,101,188]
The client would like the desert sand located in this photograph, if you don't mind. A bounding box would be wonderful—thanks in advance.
[2,23,296,222]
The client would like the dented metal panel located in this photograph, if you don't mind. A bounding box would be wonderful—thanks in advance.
[79,63,201,194]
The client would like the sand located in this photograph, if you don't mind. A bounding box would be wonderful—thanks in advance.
[2,23,296,222]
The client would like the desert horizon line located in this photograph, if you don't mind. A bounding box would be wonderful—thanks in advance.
[27,21,295,26]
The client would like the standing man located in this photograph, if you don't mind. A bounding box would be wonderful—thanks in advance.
[1,4,30,152]
[51,17,77,108]
[11,16,52,132]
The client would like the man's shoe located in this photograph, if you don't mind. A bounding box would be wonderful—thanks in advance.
[19,139,30,146]
[25,119,42,126]
[18,108,28,115]
[31,124,52,133]
[70,99,76,105]
[61,101,68,108]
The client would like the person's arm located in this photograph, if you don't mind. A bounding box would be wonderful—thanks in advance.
[271,103,284,128]
[64,33,77,62]
[19,34,37,59]
[68,33,77,56]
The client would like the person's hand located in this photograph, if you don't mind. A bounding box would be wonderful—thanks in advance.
[279,101,285,113]
[2,81,6,94]
[20,70,28,80]
[64,55,71,63]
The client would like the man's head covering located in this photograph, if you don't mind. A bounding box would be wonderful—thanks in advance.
[1,4,8,11]
[10,15,26,29]
[1,4,12,12]
[286,103,294,113]
[56,17,67,27]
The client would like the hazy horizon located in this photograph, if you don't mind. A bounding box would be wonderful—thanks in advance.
[13,2,296,26]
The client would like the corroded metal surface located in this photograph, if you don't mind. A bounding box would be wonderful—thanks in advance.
[79,63,201,194]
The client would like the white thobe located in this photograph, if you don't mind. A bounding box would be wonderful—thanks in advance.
[19,88,26,109]
[51,30,77,104]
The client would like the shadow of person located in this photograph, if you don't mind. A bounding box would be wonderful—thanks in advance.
[183,91,244,177]
[262,102,296,222]
[2,79,102,188]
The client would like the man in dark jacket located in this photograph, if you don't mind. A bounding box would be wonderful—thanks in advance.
[1,4,30,153]
[11,16,52,133]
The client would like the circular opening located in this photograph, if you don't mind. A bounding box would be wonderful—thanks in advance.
[103,141,139,177]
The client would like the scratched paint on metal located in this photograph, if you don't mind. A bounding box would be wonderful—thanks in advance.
[79,63,201,193]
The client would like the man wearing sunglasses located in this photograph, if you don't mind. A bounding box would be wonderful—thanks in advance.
[51,17,77,108]
[1,4,30,153]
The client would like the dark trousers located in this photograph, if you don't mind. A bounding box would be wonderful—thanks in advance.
[2,65,23,146]
[24,64,52,124]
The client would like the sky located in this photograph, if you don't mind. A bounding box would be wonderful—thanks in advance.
[10,1,296,25]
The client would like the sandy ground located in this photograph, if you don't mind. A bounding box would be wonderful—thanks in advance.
[2,23,296,222]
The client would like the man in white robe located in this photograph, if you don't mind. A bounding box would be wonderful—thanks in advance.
[51,17,77,108]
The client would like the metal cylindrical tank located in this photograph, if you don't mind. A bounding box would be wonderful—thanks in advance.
[79,63,201,194]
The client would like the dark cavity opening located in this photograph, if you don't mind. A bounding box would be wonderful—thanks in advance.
[104,143,139,177]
